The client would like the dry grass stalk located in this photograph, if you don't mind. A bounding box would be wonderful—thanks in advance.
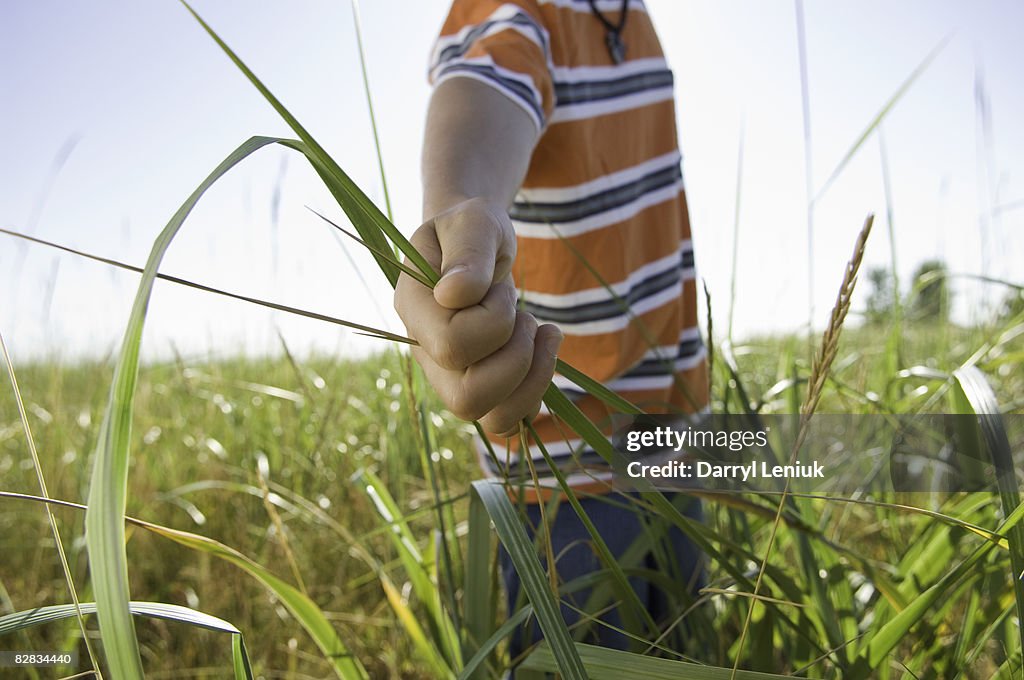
[730,213,874,680]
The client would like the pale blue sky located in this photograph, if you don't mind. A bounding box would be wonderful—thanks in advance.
[1,1,1022,361]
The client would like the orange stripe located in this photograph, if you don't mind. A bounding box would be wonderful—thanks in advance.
[525,99,680,187]
[513,193,691,296]
[549,278,699,377]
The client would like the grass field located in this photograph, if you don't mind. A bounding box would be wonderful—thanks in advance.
[2,317,1022,678]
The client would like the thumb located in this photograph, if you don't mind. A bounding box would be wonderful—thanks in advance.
[433,199,516,309]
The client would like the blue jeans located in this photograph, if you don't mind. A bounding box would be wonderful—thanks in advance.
[499,491,704,667]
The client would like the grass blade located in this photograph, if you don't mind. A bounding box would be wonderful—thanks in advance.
[470,480,587,680]
[180,1,435,286]
[355,468,462,670]
[814,36,951,202]
[84,135,279,680]
[952,366,1024,659]
[0,226,414,344]
[462,489,499,680]
[522,641,791,679]
[0,331,101,676]
[139,520,369,679]
[0,601,238,635]
[347,0,394,222]
[0,602,253,680]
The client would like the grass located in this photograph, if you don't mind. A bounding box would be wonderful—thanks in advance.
[1,317,1021,677]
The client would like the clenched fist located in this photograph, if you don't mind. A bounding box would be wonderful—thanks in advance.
[394,197,563,436]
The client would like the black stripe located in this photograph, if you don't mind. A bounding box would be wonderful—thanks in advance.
[519,245,693,325]
[621,338,704,378]
[523,262,680,324]
[510,163,681,223]
[435,63,544,125]
[681,248,694,269]
[544,0,644,9]
[436,13,547,66]
[554,69,673,106]
[482,447,611,475]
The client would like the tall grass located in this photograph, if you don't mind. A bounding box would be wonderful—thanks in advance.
[0,4,1022,680]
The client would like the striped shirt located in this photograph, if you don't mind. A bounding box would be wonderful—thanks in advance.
[430,0,709,500]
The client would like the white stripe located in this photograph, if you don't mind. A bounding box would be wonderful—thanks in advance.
[551,325,704,390]
[550,86,674,124]
[430,4,548,67]
[479,437,584,462]
[548,280,682,335]
[549,57,668,84]
[513,180,683,239]
[517,149,680,205]
[478,466,617,493]
[636,326,702,362]
[674,344,707,371]
[605,375,673,391]
[521,241,687,309]
[550,345,705,394]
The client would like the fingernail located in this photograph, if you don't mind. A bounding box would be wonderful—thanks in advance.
[439,264,468,282]
[544,329,564,359]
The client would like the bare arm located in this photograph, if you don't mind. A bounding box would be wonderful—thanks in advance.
[394,77,563,435]
[422,77,536,218]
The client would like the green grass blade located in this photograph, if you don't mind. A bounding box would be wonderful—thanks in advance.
[470,480,586,680]
[181,2,436,286]
[232,634,254,680]
[347,0,394,222]
[462,491,499,680]
[554,359,642,415]
[0,331,101,675]
[0,601,241,635]
[355,468,462,669]
[952,366,1024,659]
[814,36,951,202]
[525,424,659,638]
[83,135,279,680]
[0,226,413,344]
[139,520,369,679]
[458,605,533,680]
[521,642,791,679]
[0,602,254,680]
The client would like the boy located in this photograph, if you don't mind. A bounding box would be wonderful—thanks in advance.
[395,0,707,664]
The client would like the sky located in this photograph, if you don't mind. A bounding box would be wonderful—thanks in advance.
[1,0,1022,363]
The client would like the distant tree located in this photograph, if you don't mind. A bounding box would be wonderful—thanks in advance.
[865,266,895,325]
[908,259,950,323]
[998,288,1024,321]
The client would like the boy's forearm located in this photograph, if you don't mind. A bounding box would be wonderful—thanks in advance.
[422,77,539,219]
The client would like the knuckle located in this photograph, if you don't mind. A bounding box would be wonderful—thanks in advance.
[510,344,534,377]
[431,335,469,371]
[408,221,435,249]
[484,411,522,437]
[447,388,488,423]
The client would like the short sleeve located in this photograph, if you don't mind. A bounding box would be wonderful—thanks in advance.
[429,1,555,133]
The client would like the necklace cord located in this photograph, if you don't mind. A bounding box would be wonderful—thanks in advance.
[586,0,629,37]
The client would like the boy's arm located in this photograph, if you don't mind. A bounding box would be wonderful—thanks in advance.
[394,77,563,435]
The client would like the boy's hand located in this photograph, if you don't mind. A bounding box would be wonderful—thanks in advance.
[394,197,563,436]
